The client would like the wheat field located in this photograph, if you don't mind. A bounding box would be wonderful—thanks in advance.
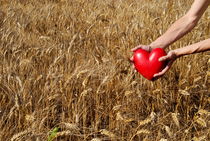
[0,0,209,140]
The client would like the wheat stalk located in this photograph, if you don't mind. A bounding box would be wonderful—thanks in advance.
[171,113,180,128]
[11,129,32,141]
[165,126,172,138]
[100,129,116,138]
[0,0,209,140]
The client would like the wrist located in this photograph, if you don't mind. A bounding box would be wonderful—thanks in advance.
[149,42,166,49]
[173,49,182,58]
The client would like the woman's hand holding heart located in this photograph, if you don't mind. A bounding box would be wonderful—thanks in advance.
[130,45,152,68]
[153,50,178,78]
[130,45,178,81]
[130,0,210,81]
[131,45,152,52]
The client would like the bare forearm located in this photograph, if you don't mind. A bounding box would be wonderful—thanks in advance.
[150,15,198,49]
[174,38,210,57]
[149,0,210,49]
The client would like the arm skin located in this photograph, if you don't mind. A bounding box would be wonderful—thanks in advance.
[131,0,210,79]
[150,0,210,49]
[152,0,210,78]
[131,0,210,52]
[153,39,210,78]
[174,39,210,57]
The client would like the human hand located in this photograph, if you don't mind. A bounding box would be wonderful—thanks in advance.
[130,45,152,67]
[130,45,151,72]
[131,45,152,52]
[153,50,178,79]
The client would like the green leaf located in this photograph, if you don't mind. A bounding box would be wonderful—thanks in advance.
[48,127,59,141]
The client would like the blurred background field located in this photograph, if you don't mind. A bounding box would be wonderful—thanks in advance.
[0,0,209,140]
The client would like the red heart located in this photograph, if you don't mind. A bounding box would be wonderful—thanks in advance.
[133,48,166,80]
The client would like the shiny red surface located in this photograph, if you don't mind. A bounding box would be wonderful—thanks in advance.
[133,48,166,80]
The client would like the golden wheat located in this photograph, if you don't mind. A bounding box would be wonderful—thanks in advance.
[0,0,209,140]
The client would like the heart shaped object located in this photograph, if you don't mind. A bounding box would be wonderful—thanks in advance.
[133,48,166,80]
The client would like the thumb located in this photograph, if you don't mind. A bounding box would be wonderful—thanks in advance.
[158,55,169,61]
[131,45,143,52]
[141,46,151,52]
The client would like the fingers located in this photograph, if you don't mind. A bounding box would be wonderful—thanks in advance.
[159,50,177,62]
[131,45,151,52]
[141,46,151,51]
[132,64,137,72]
[159,55,169,62]
[131,46,142,52]
[129,56,137,72]
[153,65,169,78]
[153,60,173,78]
[130,44,152,74]
[132,64,135,69]
[130,56,134,62]
[130,57,137,72]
